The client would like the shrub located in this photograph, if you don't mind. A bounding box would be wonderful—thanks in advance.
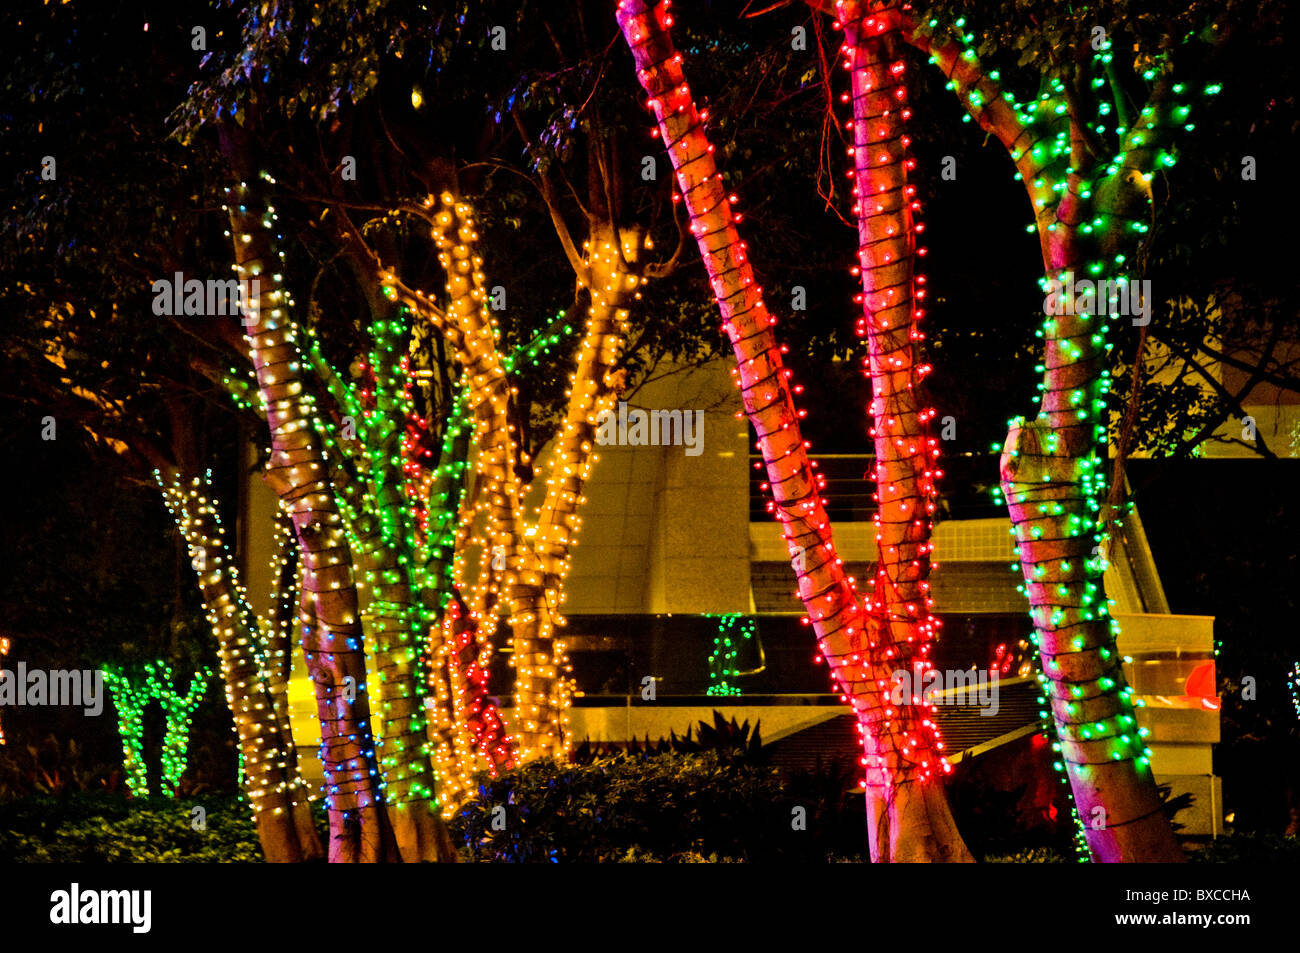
[0,734,122,800]
[571,712,767,766]
[983,846,1072,863]
[1187,832,1300,863]
[0,792,262,862]
[452,751,794,862]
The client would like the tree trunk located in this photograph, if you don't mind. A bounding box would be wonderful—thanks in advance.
[351,510,458,861]
[838,1,972,861]
[428,193,590,761]
[618,0,967,862]
[222,162,393,863]
[265,519,323,857]
[1000,250,1183,862]
[350,287,458,861]
[156,470,323,862]
[866,2,1187,862]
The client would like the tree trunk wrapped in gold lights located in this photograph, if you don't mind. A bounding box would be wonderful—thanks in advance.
[399,194,637,762]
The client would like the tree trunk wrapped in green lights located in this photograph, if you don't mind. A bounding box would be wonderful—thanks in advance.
[347,285,457,858]
[100,662,209,799]
[155,470,323,862]
[618,0,965,863]
[875,8,1199,862]
[307,244,560,791]
[305,310,475,846]
[221,162,394,863]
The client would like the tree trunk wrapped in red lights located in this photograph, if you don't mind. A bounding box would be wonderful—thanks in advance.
[617,0,968,861]
[835,0,971,861]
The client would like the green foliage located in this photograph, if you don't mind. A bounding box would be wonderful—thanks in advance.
[0,0,234,441]
[455,712,870,863]
[453,751,786,862]
[572,711,767,766]
[913,0,1266,81]
[982,833,1300,862]
[984,846,1072,863]
[612,847,740,863]
[0,735,121,801]
[1188,832,1300,863]
[909,0,1299,459]
[0,793,263,863]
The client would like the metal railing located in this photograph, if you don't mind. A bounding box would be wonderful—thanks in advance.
[748,452,1006,522]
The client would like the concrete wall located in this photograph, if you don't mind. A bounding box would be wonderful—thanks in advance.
[561,359,752,614]
[1115,612,1221,835]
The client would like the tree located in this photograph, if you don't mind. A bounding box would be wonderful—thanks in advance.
[174,0,741,760]
[220,154,403,862]
[849,0,1266,859]
[617,0,971,862]
[832,0,972,861]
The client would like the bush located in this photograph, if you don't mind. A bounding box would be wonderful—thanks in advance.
[0,792,263,862]
[0,734,122,800]
[452,751,806,862]
[1187,832,1300,863]
[983,846,1073,863]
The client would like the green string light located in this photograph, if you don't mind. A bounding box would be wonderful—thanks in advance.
[703,614,756,697]
[102,662,212,798]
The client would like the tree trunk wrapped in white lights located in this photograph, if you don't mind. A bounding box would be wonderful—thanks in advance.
[222,164,394,863]
[155,469,322,862]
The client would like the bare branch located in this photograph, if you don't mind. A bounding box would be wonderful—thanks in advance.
[510,109,592,284]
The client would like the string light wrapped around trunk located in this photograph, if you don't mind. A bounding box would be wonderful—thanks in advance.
[101,659,211,798]
[617,0,976,862]
[836,0,950,791]
[155,470,313,828]
[224,172,390,862]
[902,12,1197,860]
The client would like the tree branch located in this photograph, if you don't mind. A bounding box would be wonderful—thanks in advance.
[510,109,592,284]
